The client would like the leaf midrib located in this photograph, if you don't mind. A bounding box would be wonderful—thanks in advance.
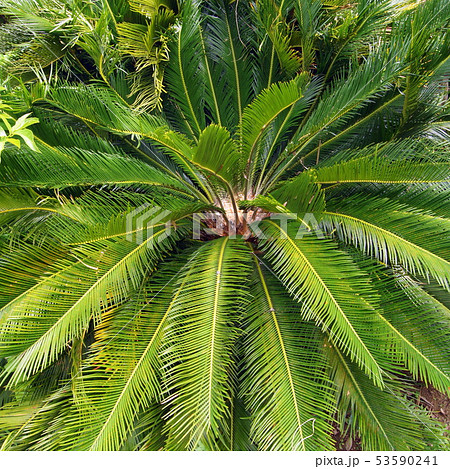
[208,237,229,425]
[254,258,305,450]
[265,220,381,383]
[324,211,450,270]
[11,226,170,380]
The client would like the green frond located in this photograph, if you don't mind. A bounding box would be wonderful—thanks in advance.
[0,225,187,385]
[325,338,446,451]
[57,260,184,451]
[402,183,450,219]
[258,220,386,386]
[270,43,407,178]
[398,0,450,125]
[0,241,68,324]
[192,124,241,188]
[163,237,253,450]
[128,0,178,17]
[0,387,74,451]
[293,0,324,73]
[421,279,450,311]
[117,14,174,60]
[337,181,450,220]
[267,20,302,76]
[240,257,335,450]
[270,171,326,215]
[202,0,254,133]
[302,45,403,140]
[345,251,450,394]
[315,0,394,79]
[253,0,302,79]
[47,84,184,144]
[128,403,166,451]
[240,73,310,191]
[0,188,64,226]
[164,0,206,139]
[0,189,196,247]
[163,0,237,129]
[31,111,126,154]
[0,25,64,83]
[117,8,174,111]
[323,195,450,288]
[0,402,42,431]
[46,84,214,195]
[376,270,450,393]
[227,396,256,451]
[0,138,193,196]
[0,187,199,247]
[53,199,208,247]
[315,150,450,185]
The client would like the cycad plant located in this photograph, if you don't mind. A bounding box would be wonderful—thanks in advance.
[0,0,449,451]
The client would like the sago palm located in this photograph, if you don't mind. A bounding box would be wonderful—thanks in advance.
[0,0,449,451]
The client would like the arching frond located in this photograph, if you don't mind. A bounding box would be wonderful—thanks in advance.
[164,0,206,139]
[0,386,75,451]
[378,271,450,393]
[322,195,450,289]
[315,153,450,185]
[390,182,450,219]
[57,259,185,451]
[192,124,241,187]
[325,337,446,451]
[258,220,386,386]
[240,257,335,450]
[251,0,302,84]
[270,171,325,215]
[0,240,68,323]
[265,43,407,184]
[293,0,324,73]
[202,0,254,133]
[0,136,192,194]
[0,225,187,385]
[345,251,450,394]
[240,73,310,192]
[163,237,253,449]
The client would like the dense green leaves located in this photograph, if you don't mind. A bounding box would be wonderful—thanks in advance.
[241,259,335,450]
[0,224,186,385]
[0,0,449,452]
[326,340,443,451]
[163,238,253,449]
[258,220,386,386]
[323,194,450,289]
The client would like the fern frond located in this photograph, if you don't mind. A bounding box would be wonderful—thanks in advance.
[325,338,446,451]
[241,73,310,192]
[0,143,193,196]
[0,226,186,385]
[62,260,184,451]
[164,0,206,139]
[202,0,254,133]
[315,152,450,185]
